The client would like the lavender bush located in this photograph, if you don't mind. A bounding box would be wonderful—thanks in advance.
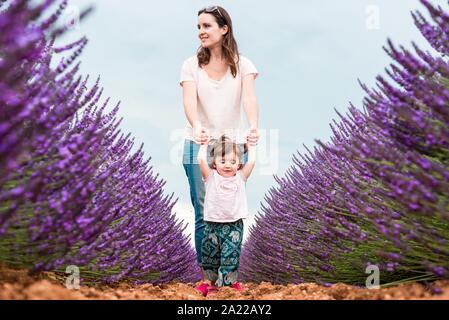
[0,0,200,285]
[240,0,449,287]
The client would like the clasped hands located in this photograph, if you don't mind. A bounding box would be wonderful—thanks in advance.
[194,127,260,146]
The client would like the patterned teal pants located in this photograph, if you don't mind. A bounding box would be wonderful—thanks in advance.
[201,219,243,287]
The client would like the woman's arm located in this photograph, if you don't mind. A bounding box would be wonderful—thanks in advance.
[241,74,259,181]
[182,81,202,141]
[242,74,260,146]
[242,74,258,130]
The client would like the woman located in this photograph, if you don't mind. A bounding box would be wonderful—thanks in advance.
[179,5,260,289]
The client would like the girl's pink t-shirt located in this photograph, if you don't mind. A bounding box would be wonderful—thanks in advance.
[202,169,249,223]
[179,55,258,145]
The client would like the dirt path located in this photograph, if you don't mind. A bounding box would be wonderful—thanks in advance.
[1,267,448,300]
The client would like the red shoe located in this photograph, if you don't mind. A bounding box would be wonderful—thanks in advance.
[206,285,220,296]
[231,281,244,291]
[194,282,209,296]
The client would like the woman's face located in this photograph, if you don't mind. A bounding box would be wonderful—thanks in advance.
[197,13,228,49]
[213,152,240,178]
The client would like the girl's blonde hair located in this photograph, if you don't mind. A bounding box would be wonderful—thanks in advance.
[209,135,247,170]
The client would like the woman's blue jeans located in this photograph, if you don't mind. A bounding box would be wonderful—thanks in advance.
[182,139,248,267]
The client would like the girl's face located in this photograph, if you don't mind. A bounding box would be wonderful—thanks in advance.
[197,13,228,50]
[213,151,240,177]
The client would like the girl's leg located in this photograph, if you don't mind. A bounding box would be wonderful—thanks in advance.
[201,222,220,285]
[215,219,244,287]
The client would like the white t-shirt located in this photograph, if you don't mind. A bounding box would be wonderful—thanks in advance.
[179,55,258,144]
[202,169,249,223]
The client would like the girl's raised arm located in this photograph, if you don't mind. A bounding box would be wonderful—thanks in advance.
[197,129,212,181]
[241,143,256,181]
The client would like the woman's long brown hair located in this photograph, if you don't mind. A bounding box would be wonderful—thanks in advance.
[197,6,240,78]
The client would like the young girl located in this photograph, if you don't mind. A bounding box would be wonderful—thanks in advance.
[195,132,256,296]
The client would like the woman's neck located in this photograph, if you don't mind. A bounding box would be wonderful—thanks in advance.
[208,46,225,63]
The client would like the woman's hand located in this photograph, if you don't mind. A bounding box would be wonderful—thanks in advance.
[247,128,260,147]
[193,125,204,144]
[199,128,211,145]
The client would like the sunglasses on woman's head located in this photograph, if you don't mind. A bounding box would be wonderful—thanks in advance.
[201,5,223,18]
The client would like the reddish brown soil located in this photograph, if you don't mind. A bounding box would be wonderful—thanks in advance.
[1,267,448,300]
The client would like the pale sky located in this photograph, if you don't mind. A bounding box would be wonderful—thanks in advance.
[48,0,442,245]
